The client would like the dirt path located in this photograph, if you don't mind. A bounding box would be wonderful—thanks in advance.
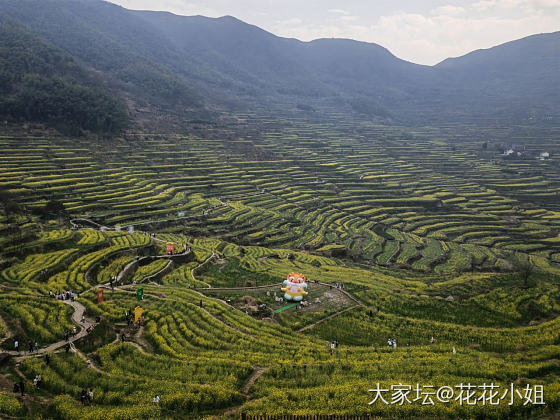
[316,282,364,306]
[217,366,270,419]
[70,343,104,374]
[4,299,96,360]
[70,200,227,232]
[125,340,148,354]
[190,252,215,288]
[298,304,360,333]
[242,366,269,396]
[112,284,254,340]
[131,325,151,353]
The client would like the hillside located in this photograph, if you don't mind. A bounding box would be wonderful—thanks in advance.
[434,31,560,122]
[0,14,127,134]
[1,2,560,417]
[0,0,207,132]
[0,0,559,130]
[0,119,560,418]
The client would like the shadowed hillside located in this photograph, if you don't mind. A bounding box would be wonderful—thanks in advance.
[1,0,559,131]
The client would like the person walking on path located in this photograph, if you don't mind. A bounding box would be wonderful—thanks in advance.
[19,381,24,397]
[14,340,18,352]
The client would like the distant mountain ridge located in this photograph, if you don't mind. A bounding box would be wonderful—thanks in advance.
[0,0,559,132]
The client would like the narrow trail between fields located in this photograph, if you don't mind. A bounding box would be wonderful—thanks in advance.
[69,198,227,232]
[297,304,360,333]
[191,251,215,288]
[106,283,256,340]
[216,366,270,419]
[242,366,269,396]
[3,300,96,361]
[71,343,104,374]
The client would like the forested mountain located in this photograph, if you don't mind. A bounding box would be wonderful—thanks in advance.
[0,0,559,132]
[0,13,127,134]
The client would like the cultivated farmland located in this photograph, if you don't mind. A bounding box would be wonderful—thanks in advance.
[1,119,560,419]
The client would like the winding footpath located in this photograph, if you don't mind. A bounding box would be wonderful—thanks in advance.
[3,299,96,361]
[190,251,215,288]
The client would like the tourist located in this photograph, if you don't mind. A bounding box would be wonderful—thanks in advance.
[80,389,87,405]
[19,381,24,396]
[45,354,50,365]
[14,339,18,352]
[153,395,160,405]
[88,388,94,404]
[430,336,435,344]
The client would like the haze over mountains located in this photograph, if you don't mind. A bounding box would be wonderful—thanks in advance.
[0,0,559,132]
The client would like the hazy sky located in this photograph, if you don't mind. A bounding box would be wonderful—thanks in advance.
[108,0,560,65]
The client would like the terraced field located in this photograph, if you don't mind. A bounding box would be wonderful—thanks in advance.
[1,119,560,419]
[2,121,559,277]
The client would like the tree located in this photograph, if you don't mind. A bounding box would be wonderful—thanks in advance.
[511,254,536,287]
